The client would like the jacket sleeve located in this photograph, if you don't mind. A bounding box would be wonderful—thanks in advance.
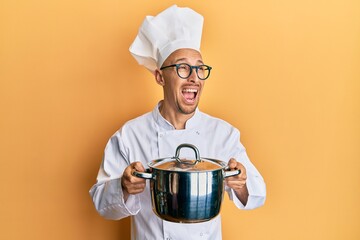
[225,128,266,210]
[89,130,141,220]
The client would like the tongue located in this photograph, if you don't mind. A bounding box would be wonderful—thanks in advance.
[183,92,195,100]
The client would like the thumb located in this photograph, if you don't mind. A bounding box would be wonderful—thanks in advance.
[228,158,237,169]
[132,161,146,172]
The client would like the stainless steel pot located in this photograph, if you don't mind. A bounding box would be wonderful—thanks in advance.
[134,143,240,223]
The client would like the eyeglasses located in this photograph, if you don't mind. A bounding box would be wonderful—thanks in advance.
[160,63,212,80]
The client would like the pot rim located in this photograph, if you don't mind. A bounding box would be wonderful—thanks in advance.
[148,157,228,172]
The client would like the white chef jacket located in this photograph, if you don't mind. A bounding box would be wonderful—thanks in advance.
[89,102,266,240]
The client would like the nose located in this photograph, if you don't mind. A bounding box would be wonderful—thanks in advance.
[187,67,199,83]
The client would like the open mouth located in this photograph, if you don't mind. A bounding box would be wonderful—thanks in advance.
[182,88,198,103]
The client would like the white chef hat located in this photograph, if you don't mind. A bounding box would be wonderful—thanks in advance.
[129,5,204,74]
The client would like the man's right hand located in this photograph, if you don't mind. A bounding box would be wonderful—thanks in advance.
[121,162,146,200]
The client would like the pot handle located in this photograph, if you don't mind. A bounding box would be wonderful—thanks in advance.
[133,169,154,179]
[173,143,201,165]
[224,168,241,178]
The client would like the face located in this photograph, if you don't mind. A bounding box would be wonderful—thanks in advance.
[156,49,206,115]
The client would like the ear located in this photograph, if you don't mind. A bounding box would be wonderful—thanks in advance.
[154,69,165,86]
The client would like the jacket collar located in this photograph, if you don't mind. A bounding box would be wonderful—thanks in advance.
[152,101,202,131]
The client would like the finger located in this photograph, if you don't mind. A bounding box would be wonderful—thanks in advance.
[132,161,146,172]
[226,179,247,189]
[126,185,146,194]
[237,162,246,171]
[239,171,247,180]
[122,177,146,193]
[127,181,146,190]
[128,186,146,194]
[234,162,247,177]
[128,175,146,184]
[226,178,246,185]
[238,165,247,179]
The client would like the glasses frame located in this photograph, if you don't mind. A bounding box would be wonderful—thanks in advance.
[160,63,212,80]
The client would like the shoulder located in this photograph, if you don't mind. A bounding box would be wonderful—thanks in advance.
[199,111,238,132]
[109,111,154,147]
[117,111,153,136]
[124,112,152,127]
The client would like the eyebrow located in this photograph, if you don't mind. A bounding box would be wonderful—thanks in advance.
[174,58,204,65]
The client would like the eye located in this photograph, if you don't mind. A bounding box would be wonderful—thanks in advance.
[198,65,206,71]
[177,64,190,73]
[178,64,189,70]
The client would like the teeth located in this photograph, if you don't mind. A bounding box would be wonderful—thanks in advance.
[182,89,198,93]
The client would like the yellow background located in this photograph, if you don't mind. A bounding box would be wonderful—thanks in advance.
[1,0,359,239]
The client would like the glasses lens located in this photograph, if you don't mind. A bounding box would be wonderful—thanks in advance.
[197,65,210,80]
[175,64,211,80]
[176,64,191,78]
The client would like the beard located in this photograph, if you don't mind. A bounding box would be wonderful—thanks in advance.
[176,100,199,115]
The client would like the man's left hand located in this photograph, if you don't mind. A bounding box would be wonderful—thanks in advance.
[225,158,249,205]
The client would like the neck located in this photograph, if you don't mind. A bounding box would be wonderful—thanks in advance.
[159,101,195,130]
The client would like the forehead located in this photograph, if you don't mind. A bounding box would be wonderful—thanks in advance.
[164,49,203,65]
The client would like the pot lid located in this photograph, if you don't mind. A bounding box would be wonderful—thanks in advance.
[150,158,225,171]
[149,144,226,172]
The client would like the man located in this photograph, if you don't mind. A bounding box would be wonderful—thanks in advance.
[90,5,266,240]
